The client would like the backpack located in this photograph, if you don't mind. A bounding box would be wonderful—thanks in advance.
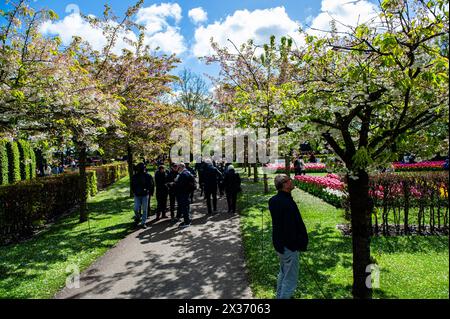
[186,172,197,192]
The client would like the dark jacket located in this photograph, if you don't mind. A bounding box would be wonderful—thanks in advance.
[175,169,194,195]
[155,170,168,193]
[202,164,223,192]
[166,169,178,194]
[223,170,241,193]
[131,172,154,197]
[268,191,308,254]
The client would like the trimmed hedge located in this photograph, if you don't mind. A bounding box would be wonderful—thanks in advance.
[0,171,96,240]
[0,162,126,241]
[6,141,20,184]
[18,140,31,180]
[87,162,128,190]
[30,148,36,179]
[0,140,8,185]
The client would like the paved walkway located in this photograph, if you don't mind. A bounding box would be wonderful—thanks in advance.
[55,189,253,299]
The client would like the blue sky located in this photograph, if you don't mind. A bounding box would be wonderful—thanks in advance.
[1,0,380,86]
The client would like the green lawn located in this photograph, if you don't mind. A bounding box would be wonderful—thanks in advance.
[0,176,149,299]
[238,172,449,299]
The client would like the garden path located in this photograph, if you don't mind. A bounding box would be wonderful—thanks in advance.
[55,188,252,299]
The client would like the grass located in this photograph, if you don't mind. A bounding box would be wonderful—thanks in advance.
[0,176,153,299]
[237,170,449,299]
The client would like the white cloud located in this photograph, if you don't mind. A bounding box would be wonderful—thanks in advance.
[144,26,186,55]
[136,3,182,33]
[40,3,186,56]
[192,7,304,57]
[136,3,186,55]
[40,13,137,54]
[307,0,379,36]
[188,7,208,25]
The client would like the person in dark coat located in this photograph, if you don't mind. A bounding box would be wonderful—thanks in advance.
[269,174,308,299]
[154,165,169,219]
[202,159,223,215]
[223,165,241,214]
[166,163,179,222]
[174,163,195,228]
[131,163,155,228]
[195,158,206,197]
[217,161,225,197]
[185,162,197,203]
[294,156,306,176]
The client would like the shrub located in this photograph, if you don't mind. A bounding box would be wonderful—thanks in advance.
[87,162,128,190]
[17,140,31,180]
[30,148,36,179]
[0,140,8,185]
[6,141,20,184]
[0,174,83,239]
[0,162,127,241]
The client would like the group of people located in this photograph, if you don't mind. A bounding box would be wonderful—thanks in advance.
[130,158,242,229]
[131,158,310,300]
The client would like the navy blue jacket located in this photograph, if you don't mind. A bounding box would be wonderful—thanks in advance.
[175,169,194,195]
[268,191,308,254]
[202,164,223,192]
[131,172,154,197]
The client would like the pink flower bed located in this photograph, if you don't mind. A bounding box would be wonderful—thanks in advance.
[294,174,345,191]
[266,163,327,172]
[392,161,445,171]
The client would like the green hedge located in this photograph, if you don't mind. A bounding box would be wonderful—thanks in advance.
[0,140,8,185]
[88,162,128,190]
[6,141,20,184]
[0,162,125,241]
[0,171,97,241]
[30,148,36,179]
[18,140,31,180]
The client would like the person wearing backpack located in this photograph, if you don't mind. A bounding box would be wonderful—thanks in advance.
[174,163,195,228]
[223,165,241,214]
[131,163,155,229]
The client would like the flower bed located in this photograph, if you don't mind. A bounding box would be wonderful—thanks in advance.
[368,172,448,235]
[392,160,446,172]
[293,174,346,208]
[266,162,327,173]
[293,171,449,236]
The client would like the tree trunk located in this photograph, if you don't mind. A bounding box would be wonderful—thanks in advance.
[248,163,252,177]
[347,170,372,299]
[284,154,291,177]
[263,172,269,193]
[127,144,134,198]
[253,163,258,182]
[79,145,88,223]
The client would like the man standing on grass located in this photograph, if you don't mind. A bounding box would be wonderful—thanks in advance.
[131,163,154,229]
[269,174,308,299]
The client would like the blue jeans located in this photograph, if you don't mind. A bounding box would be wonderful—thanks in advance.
[276,248,299,299]
[134,195,149,225]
